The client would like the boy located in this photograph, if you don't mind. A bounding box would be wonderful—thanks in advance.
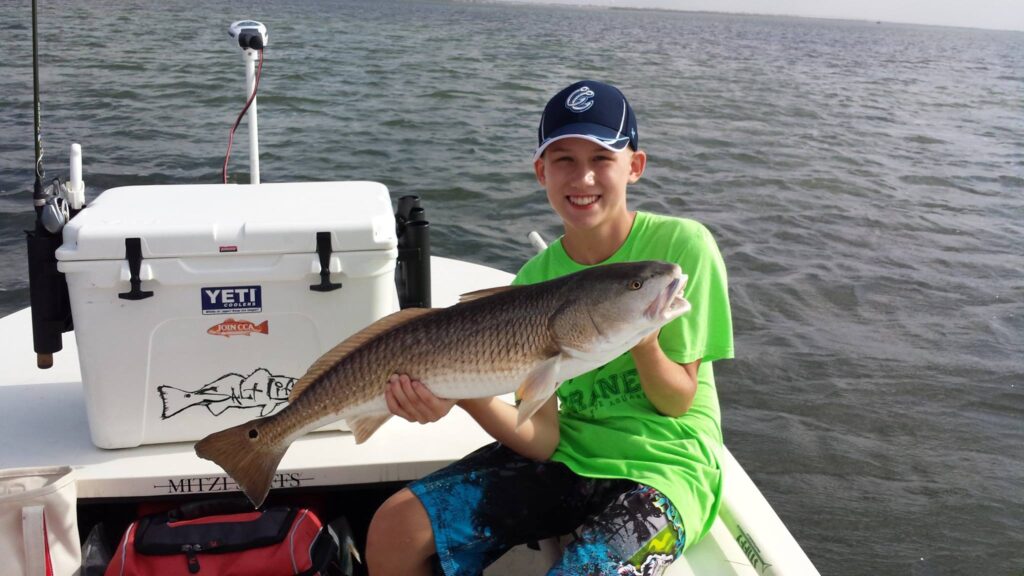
[366,80,734,576]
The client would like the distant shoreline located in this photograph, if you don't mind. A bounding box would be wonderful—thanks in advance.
[457,0,1024,34]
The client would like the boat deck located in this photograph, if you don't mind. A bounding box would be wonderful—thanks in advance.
[1,256,816,575]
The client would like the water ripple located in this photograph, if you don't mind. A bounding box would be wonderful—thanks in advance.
[1,3,1022,575]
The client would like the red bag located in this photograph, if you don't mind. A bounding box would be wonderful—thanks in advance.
[104,501,342,575]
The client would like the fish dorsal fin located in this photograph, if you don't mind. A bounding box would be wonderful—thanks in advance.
[288,308,438,402]
[458,285,515,303]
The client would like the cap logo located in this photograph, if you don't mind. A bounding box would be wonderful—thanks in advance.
[565,86,596,113]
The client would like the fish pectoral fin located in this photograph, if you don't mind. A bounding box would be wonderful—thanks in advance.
[348,413,393,444]
[515,355,562,429]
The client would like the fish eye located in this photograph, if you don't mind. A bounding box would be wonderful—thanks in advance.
[628,280,643,290]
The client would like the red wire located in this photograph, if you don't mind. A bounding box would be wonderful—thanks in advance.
[222,49,264,184]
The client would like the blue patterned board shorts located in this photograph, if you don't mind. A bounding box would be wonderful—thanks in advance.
[409,442,686,576]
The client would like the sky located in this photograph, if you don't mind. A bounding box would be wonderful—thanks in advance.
[503,0,1024,32]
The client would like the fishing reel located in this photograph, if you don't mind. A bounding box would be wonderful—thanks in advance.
[40,179,70,234]
[38,142,86,234]
[228,20,268,51]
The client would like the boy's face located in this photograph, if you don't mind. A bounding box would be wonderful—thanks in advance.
[534,137,646,234]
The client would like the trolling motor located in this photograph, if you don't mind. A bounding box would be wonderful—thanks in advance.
[395,196,431,309]
[223,20,268,184]
[228,20,268,51]
[25,0,81,368]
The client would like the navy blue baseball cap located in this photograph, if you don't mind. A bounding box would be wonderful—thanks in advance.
[534,80,639,161]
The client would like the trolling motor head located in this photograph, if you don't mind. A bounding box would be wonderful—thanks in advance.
[228,20,268,51]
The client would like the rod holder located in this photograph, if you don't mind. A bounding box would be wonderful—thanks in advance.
[25,225,73,368]
[395,195,431,309]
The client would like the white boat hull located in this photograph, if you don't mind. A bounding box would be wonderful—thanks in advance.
[0,256,817,575]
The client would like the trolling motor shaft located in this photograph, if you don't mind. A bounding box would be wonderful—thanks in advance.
[226,21,268,185]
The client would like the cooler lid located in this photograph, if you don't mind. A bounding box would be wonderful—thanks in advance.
[57,181,398,261]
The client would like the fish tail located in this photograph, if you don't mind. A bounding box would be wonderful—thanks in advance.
[255,320,269,334]
[194,418,289,508]
[159,386,198,418]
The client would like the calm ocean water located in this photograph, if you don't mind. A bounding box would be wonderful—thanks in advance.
[1,1,1022,574]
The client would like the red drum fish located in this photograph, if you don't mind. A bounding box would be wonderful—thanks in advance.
[196,261,691,507]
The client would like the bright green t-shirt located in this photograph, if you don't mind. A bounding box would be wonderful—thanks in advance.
[512,211,734,549]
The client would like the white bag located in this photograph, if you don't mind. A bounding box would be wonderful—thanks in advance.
[0,466,81,576]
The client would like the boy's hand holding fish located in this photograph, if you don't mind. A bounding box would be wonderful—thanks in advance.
[384,373,455,424]
[385,324,670,424]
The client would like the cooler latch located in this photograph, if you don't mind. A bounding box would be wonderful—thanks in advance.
[309,231,342,292]
[118,238,154,300]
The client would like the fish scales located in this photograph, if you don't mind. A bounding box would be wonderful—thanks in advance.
[293,281,564,423]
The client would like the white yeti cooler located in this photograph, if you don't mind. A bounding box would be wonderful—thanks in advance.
[56,181,399,449]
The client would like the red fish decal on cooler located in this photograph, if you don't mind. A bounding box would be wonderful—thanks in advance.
[208,318,269,337]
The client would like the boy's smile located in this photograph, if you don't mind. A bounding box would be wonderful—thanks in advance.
[567,195,599,207]
[534,137,646,262]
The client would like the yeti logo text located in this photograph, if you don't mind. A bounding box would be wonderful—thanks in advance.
[202,285,262,315]
[565,86,596,112]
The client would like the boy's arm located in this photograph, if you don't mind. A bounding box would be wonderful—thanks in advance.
[457,395,559,461]
[630,331,700,417]
[385,374,560,461]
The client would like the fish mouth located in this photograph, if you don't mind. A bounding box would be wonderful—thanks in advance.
[644,274,690,321]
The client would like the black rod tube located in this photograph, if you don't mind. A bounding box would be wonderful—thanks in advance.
[395,195,420,223]
[26,231,71,367]
[403,220,431,309]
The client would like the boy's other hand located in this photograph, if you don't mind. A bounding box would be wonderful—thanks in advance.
[385,373,457,424]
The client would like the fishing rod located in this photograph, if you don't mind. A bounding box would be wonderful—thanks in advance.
[31,0,43,213]
[25,0,75,369]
